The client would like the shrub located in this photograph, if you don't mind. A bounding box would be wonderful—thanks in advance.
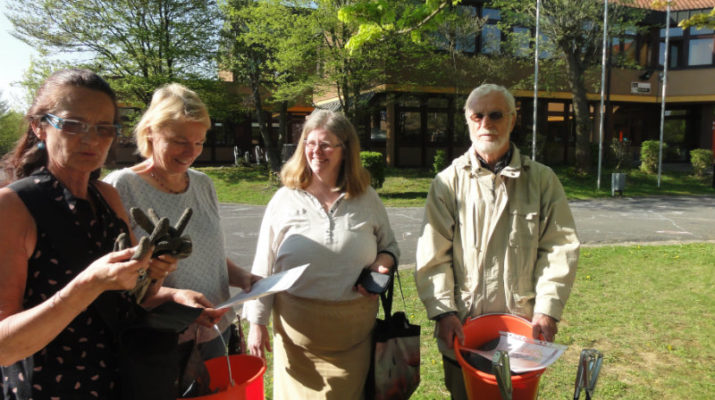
[360,151,385,189]
[610,138,631,171]
[640,140,666,174]
[433,149,447,176]
[689,149,713,177]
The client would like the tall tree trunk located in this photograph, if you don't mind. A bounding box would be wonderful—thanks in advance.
[250,73,281,172]
[566,52,592,171]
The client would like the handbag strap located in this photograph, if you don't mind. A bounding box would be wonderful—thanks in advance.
[378,270,408,320]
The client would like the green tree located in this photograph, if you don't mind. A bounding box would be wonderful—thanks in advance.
[219,0,312,171]
[5,0,222,106]
[491,0,643,171]
[339,0,464,52]
[0,93,25,156]
[679,7,715,30]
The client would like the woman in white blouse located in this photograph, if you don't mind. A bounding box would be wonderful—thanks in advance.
[245,110,399,399]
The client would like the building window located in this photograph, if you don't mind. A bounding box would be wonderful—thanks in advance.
[209,121,234,146]
[479,8,501,54]
[512,26,531,57]
[398,111,421,145]
[688,38,714,66]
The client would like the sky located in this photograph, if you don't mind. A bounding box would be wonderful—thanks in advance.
[0,8,36,110]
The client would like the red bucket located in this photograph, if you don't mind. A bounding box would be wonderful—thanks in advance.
[454,314,544,400]
[179,354,266,400]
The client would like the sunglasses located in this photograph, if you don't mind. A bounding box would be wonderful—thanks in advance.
[43,113,121,139]
[469,111,510,122]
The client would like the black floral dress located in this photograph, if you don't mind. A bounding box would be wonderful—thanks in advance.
[1,169,134,400]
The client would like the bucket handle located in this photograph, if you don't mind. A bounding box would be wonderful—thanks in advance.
[213,324,236,387]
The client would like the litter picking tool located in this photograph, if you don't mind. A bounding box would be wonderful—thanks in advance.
[492,350,512,400]
[573,349,603,400]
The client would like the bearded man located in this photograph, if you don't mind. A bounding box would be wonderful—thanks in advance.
[415,83,580,399]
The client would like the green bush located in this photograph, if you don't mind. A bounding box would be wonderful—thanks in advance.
[360,151,385,189]
[609,138,631,171]
[689,149,713,177]
[432,149,447,176]
[640,140,666,174]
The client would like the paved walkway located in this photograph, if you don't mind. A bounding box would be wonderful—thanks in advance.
[220,194,715,269]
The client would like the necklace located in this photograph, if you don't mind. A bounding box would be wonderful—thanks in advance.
[149,170,188,194]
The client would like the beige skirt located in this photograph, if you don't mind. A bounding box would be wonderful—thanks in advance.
[272,292,378,400]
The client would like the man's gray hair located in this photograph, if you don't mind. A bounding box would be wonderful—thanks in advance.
[463,84,516,119]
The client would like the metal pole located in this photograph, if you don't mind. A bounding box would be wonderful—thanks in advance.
[597,0,609,190]
[658,2,671,187]
[532,0,541,161]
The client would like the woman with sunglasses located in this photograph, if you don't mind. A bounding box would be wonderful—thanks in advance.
[0,69,219,399]
[245,109,399,399]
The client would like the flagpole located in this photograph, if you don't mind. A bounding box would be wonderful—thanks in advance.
[658,1,671,187]
[532,0,541,161]
[597,0,609,190]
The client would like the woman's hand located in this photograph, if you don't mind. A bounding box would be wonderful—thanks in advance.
[355,253,394,297]
[147,253,178,281]
[82,245,152,292]
[228,259,262,292]
[170,288,229,327]
[248,323,272,359]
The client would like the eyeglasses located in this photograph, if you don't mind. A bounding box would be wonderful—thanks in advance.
[469,111,511,123]
[43,113,121,139]
[304,140,342,152]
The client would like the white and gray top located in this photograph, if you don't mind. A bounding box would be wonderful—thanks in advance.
[244,186,400,325]
[104,168,231,342]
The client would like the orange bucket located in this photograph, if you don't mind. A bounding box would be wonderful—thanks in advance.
[454,314,544,400]
[180,354,266,400]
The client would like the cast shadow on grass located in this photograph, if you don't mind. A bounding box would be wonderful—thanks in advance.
[378,191,429,200]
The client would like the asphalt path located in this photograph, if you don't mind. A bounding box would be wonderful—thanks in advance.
[221,194,715,269]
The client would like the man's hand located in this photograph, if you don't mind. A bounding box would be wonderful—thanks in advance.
[436,314,464,349]
[532,313,558,342]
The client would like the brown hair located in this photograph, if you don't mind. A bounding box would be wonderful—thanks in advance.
[280,110,370,198]
[1,69,118,183]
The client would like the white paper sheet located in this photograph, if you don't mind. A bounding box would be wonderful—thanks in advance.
[216,264,309,309]
[461,331,568,373]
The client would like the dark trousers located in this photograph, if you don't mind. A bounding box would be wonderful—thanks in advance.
[443,355,469,400]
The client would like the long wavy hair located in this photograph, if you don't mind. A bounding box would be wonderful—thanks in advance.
[1,69,118,184]
[280,110,371,198]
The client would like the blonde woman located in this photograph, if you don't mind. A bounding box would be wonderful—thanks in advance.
[245,110,400,399]
[104,84,260,377]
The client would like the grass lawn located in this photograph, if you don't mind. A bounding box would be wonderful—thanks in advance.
[199,165,713,207]
[243,243,714,399]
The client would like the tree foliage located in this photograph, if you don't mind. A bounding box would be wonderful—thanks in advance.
[492,0,643,171]
[338,0,464,52]
[678,7,715,30]
[5,0,222,106]
[219,0,316,171]
[0,92,25,156]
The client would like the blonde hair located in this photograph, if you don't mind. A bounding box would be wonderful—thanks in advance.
[134,83,211,158]
[281,110,370,198]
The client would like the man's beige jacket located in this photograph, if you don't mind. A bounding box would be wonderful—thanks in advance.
[416,146,579,356]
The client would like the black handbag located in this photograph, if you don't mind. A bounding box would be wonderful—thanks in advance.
[366,272,421,400]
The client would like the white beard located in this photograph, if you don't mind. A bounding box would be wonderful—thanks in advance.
[471,129,510,159]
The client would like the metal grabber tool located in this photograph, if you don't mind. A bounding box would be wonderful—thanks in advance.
[492,350,512,400]
[573,349,603,400]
